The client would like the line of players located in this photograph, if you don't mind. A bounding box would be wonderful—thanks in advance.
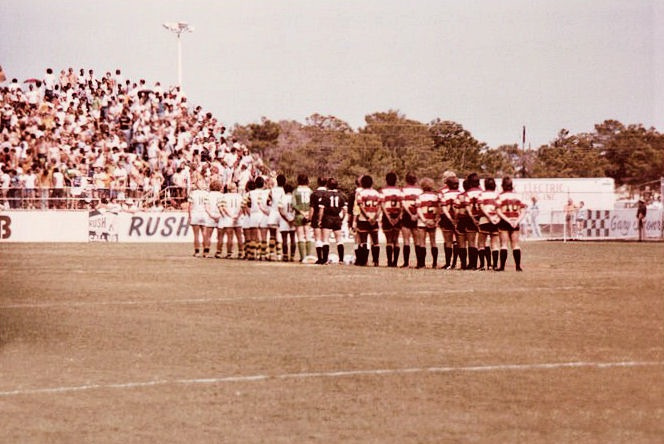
[186,170,526,271]
[351,171,526,271]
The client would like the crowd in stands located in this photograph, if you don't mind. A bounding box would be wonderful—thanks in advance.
[0,66,265,210]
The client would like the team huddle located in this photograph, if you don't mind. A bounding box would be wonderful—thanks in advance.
[186,171,527,271]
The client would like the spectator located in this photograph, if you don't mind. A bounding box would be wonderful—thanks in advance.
[563,198,575,239]
[636,199,647,241]
[529,196,542,238]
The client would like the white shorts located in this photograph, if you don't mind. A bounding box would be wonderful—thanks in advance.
[267,210,281,227]
[190,213,207,226]
[279,216,294,232]
[250,212,268,229]
[240,214,251,230]
[203,216,217,228]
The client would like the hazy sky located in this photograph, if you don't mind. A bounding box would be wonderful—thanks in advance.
[1,0,662,148]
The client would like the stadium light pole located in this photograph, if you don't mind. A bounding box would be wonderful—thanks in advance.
[162,22,194,87]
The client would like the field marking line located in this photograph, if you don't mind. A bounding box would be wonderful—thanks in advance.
[0,286,623,309]
[1,360,662,397]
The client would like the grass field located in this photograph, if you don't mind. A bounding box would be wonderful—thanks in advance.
[1,241,663,442]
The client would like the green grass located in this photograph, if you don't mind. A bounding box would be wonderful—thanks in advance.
[1,241,663,442]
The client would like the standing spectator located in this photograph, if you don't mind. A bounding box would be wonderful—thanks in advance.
[563,198,575,239]
[529,196,542,238]
[636,199,647,241]
[0,166,10,208]
[575,201,586,239]
[23,167,37,209]
[51,167,65,208]
[43,68,56,100]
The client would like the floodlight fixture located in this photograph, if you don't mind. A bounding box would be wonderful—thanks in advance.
[162,21,194,86]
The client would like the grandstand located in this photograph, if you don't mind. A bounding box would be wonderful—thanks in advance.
[0,67,264,211]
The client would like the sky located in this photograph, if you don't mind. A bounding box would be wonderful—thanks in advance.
[1,0,662,149]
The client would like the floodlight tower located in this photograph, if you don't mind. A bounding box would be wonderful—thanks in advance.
[162,21,195,87]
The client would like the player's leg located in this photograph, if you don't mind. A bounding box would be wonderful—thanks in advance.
[280,230,290,261]
[497,229,509,271]
[268,227,278,261]
[355,230,369,266]
[442,229,454,269]
[466,229,479,269]
[477,231,487,270]
[333,229,345,262]
[234,226,244,259]
[258,227,268,260]
[215,227,224,258]
[414,227,426,269]
[510,229,523,271]
[369,229,380,266]
[457,231,468,270]
[295,225,305,261]
[192,225,202,257]
[320,228,331,264]
[427,228,438,269]
[400,227,412,268]
[490,232,500,270]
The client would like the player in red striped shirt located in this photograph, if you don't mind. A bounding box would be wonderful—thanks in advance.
[415,178,441,269]
[400,173,422,268]
[380,172,403,267]
[496,176,527,271]
[439,175,461,269]
[478,177,501,270]
[355,175,383,266]
[455,173,483,270]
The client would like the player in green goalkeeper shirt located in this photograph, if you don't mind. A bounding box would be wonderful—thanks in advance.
[292,174,314,261]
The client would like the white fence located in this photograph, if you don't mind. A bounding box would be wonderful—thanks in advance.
[0,209,662,243]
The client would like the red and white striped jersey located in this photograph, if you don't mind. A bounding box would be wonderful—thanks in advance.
[380,186,403,219]
[456,187,483,219]
[440,189,460,221]
[401,185,422,218]
[478,190,500,225]
[356,188,383,222]
[416,190,440,228]
[497,191,526,223]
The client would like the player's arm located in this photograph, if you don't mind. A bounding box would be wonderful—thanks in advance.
[480,200,500,225]
[205,198,219,220]
[512,202,527,228]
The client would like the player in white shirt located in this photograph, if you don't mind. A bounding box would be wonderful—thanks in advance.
[220,182,244,259]
[205,180,225,258]
[278,183,296,261]
[248,176,271,260]
[267,174,286,260]
[187,179,209,257]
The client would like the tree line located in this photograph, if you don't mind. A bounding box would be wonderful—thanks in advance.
[231,110,664,195]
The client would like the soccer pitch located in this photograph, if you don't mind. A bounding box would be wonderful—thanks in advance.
[1,241,663,442]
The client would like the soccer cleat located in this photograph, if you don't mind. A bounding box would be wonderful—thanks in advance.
[516,266,523,272]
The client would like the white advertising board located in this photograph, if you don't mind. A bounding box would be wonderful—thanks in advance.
[0,211,89,242]
[89,211,193,243]
[609,209,663,239]
[485,178,615,214]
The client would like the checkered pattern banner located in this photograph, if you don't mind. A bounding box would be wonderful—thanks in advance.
[581,210,610,238]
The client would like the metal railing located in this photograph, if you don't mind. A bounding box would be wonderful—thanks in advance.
[0,186,188,210]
